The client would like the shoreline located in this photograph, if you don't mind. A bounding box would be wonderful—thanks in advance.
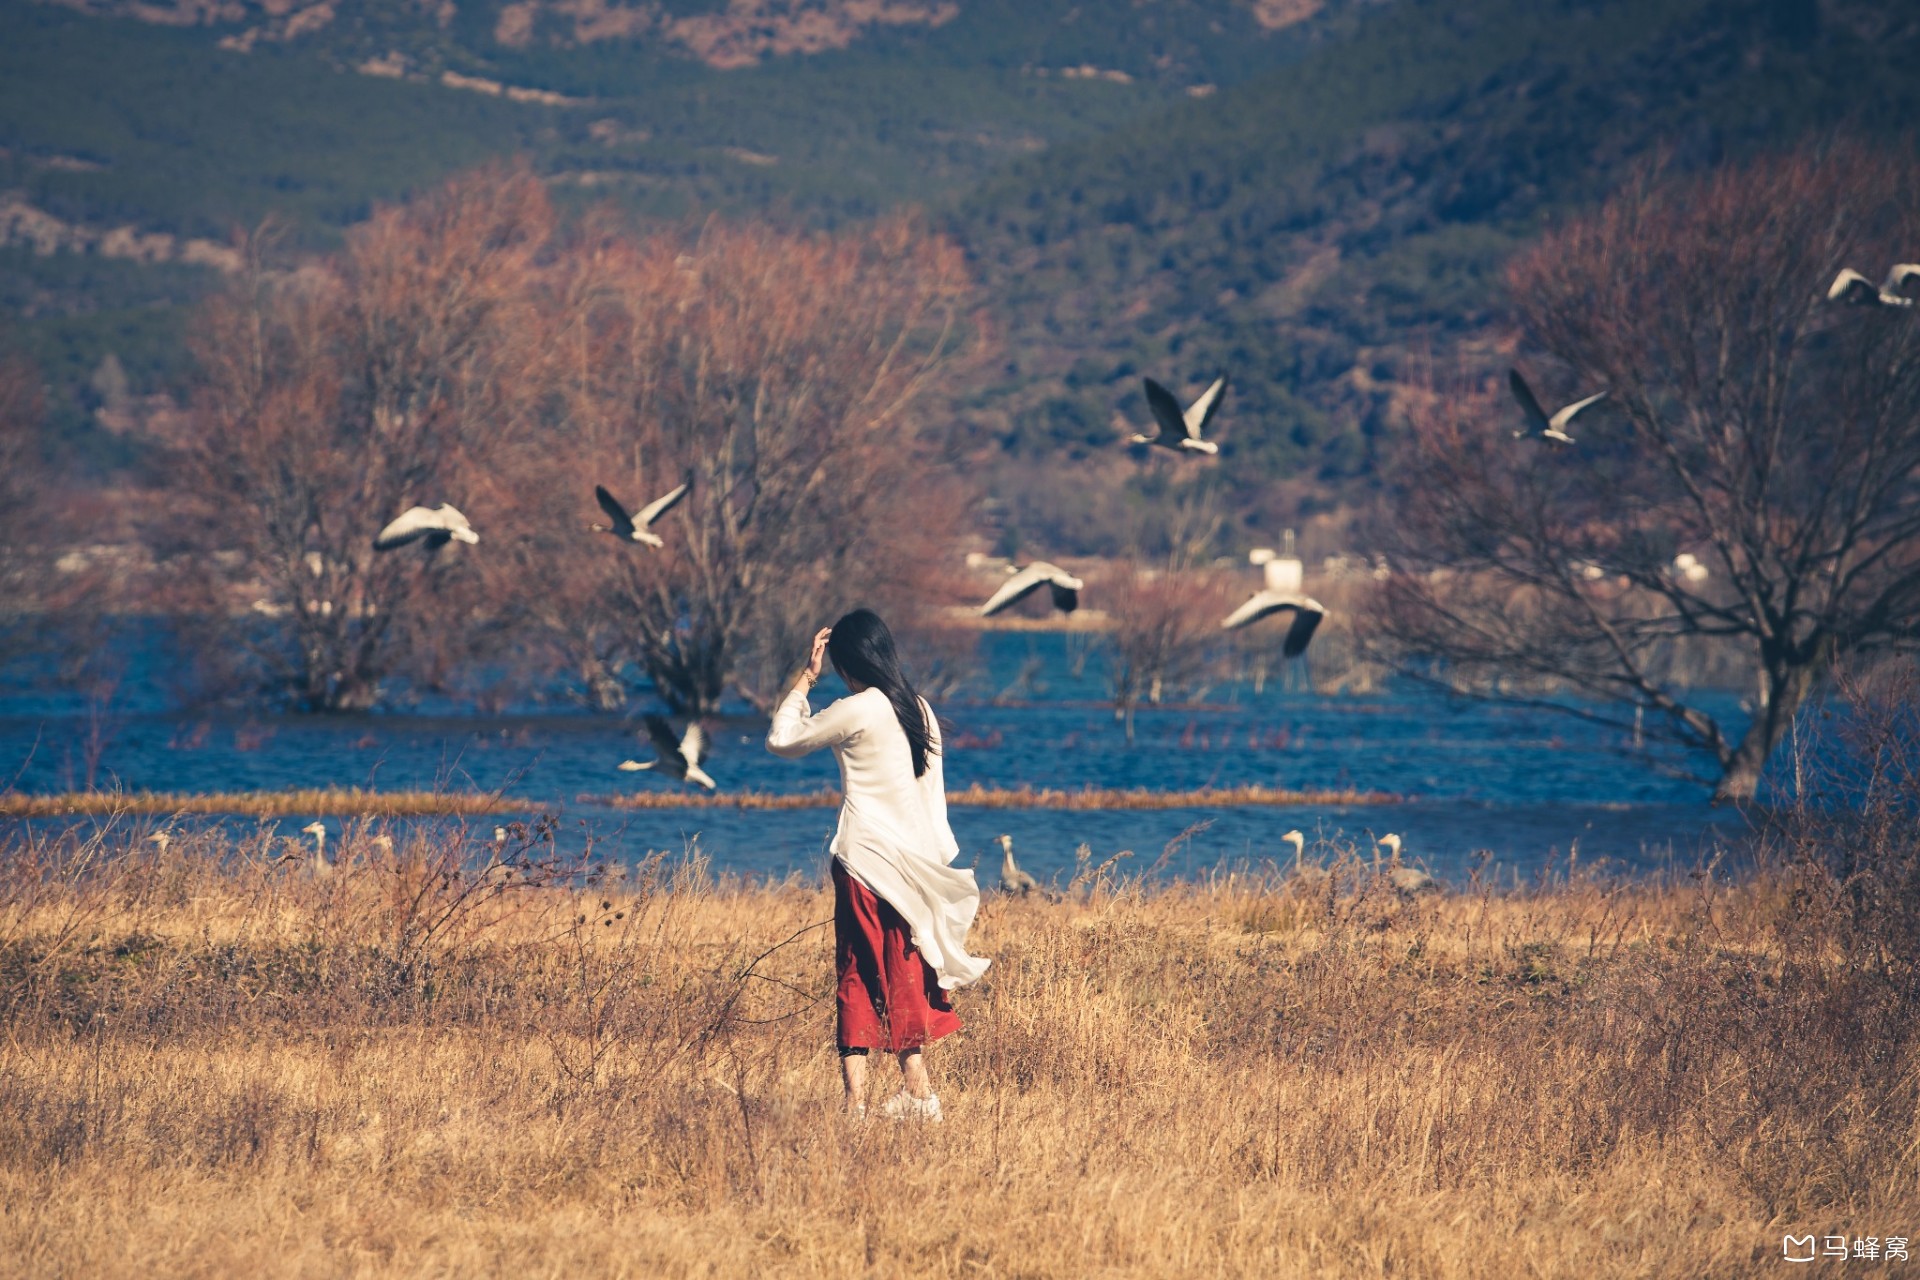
[0,782,1400,819]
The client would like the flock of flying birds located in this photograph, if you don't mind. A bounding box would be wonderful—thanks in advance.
[353,260,1916,794]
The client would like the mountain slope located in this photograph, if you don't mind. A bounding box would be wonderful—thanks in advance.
[946,0,1920,550]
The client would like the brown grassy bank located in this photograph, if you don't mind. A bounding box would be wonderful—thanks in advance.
[594,782,1397,811]
[0,788,536,818]
[0,783,1397,819]
[1,818,1915,1279]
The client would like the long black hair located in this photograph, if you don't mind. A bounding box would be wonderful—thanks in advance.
[827,608,936,778]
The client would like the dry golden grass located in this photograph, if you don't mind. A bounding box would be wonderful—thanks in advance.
[1,825,1914,1278]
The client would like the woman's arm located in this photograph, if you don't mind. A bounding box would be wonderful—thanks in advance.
[766,682,866,758]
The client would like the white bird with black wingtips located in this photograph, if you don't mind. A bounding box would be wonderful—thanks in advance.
[1221,591,1327,657]
[618,714,716,790]
[373,504,480,552]
[1828,264,1920,309]
[979,561,1085,618]
[1509,369,1605,445]
[1132,375,1226,455]
[593,474,692,547]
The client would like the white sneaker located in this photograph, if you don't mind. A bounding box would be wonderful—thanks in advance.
[878,1089,943,1123]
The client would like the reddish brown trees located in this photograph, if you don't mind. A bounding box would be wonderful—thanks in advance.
[0,349,47,636]
[501,213,974,716]
[1376,145,1920,801]
[167,166,552,710]
[165,168,973,714]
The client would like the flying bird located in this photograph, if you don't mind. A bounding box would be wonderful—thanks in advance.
[1509,369,1604,445]
[1828,265,1919,308]
[1220,592,1327,657]
[618,714,716,790]
[1132,375,1226,455]
[594,475,692,547]
[373,504,479,552]
[979,561,1085,617]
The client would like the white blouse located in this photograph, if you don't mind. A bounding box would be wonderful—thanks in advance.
[767,684,990,990]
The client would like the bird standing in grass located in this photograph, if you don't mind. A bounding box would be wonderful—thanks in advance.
[372,504,480,552]
[302,821,330,875]
[1376,833,1438,897]
[619,716,717,790]
[996,834,1042,897]
[1282,829,1330,889]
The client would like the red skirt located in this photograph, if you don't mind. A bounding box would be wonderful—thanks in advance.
[832,858,963,1053]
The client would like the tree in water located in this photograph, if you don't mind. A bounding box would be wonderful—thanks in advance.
[505,214,973,716]
[1374,144,1920,801]
[165,164,550,711]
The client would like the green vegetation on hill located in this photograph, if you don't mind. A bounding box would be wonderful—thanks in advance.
[948,0,1920,547]
[4,0,1918,539]
[0,6,545,240]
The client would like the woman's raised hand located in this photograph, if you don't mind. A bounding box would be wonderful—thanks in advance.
[804,627,833,683]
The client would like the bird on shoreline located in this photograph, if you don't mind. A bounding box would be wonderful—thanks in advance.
[1282,828,1330,890]
[302,821,331,876]
[619,715,716,790]
[980,561,1085,617]
[1220,592,1327,657]
[1508,369,1604,445]
[1828,264,1919,308]
[996,834,1043,897]
[373,504,480,552]
[593,475,692,547]
[1133,375,1226,455]
[1375,833,1438,897]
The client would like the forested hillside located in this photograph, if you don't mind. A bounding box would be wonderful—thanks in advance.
[3,0,1917,553]
[950,0,1920,549]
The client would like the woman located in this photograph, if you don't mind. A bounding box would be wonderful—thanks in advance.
[767,608,989,1122]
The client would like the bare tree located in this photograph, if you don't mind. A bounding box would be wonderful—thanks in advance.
[162,167,552,711]
[505,214,974,716]
[1102,562,1228,742]
[0,348,49,656]
[1375,144,1920,801]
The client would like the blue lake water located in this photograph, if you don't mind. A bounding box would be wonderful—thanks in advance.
[0,631,1764,887]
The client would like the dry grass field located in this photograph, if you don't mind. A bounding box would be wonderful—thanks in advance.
[0,807,1915,1279]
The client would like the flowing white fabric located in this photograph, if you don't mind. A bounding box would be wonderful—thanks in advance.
[767,684,990,990]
